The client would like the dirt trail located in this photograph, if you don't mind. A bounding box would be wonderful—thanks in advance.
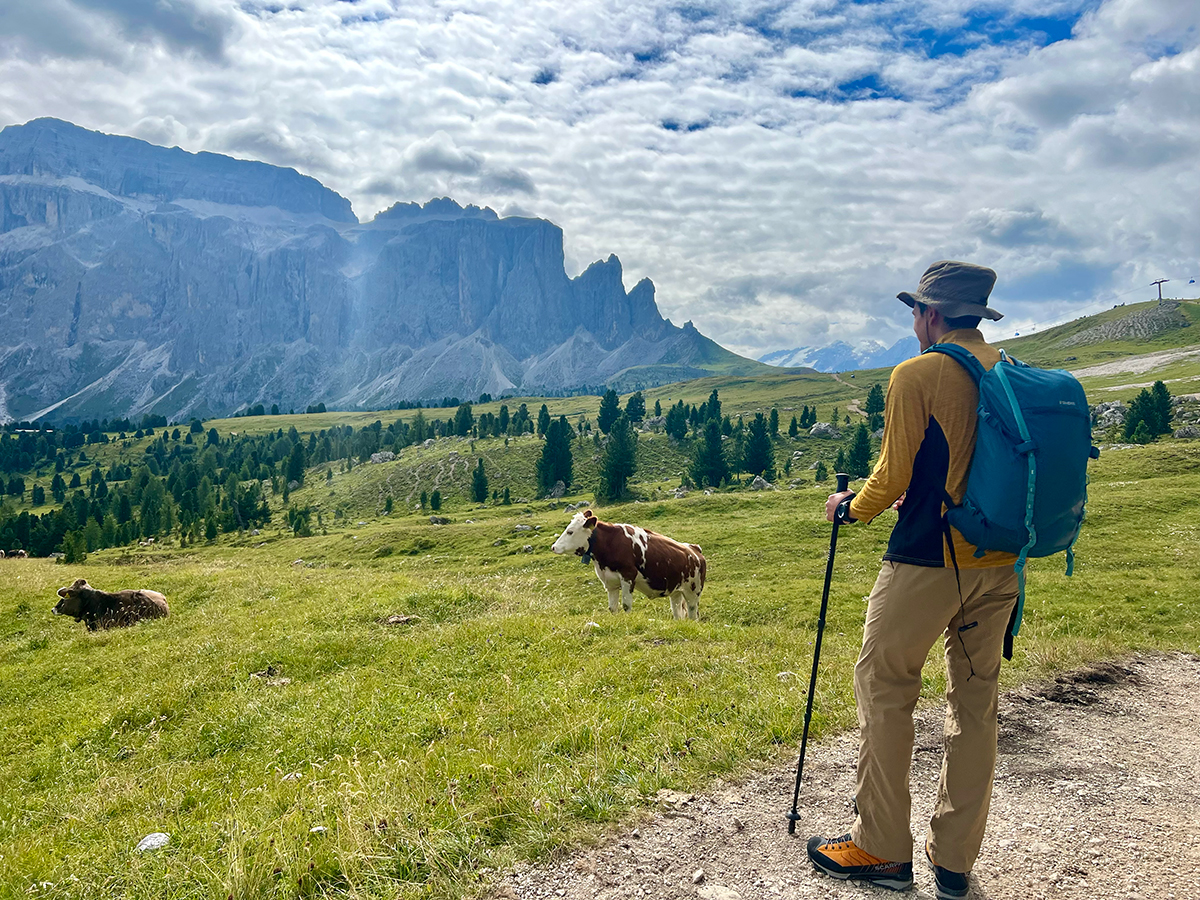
[497,653,1200,900]
[830,374,864,417]
[1071,346,1200,379]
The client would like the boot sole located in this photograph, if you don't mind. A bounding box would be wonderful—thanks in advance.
[811,862,913,892]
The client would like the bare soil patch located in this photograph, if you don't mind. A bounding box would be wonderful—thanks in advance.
[496,653,1200,900]
[1071,346,1200,379]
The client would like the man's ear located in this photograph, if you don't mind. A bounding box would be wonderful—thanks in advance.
[584,515,597,529]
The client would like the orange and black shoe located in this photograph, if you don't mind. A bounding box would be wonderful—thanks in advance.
[807,833,913,891]
[925,842,969,900]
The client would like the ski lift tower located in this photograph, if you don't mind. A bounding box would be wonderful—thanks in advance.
[1152,278,1169,305]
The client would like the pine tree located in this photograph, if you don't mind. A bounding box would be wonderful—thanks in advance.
[815,461,828,482]
[286,442,306,486]
[1124,389,1160,441]
[597,389,622,434]
[742,413,776,481]
[654,399,662,417]
[536,416,574,495]
[537,404,551,436]
[419,490,428,509]
[664,401,689,440]
[846,424,873,478]
[625,391,646,423]
[706,389,721,423]
[835,448,847,473]
[454,402,475,436]
[430,490,442,511]
[691,419,729,488]
[789,416,799,438]
[472,459,489,503]
[865,383,886,431]
[769,407,780,436]
[1151,380,1173,436]
[502,486,511,505]
[598,413,638,502]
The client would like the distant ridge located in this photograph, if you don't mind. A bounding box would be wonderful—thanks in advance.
[759,336,918,372]
[0,119,774,423]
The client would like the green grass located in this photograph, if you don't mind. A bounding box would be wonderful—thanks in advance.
[4,299,1200,897]
[2,440,1199,898]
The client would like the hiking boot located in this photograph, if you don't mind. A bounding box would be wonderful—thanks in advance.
[925,843,969,899]
[807,833,913,891]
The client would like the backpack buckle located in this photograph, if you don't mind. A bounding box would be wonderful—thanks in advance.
[1015,439,1037,454]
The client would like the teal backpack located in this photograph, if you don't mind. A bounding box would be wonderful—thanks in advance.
[925,343,1100,659]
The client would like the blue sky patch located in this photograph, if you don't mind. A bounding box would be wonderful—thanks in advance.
[907,7,1089,59]
[836,73,904,101]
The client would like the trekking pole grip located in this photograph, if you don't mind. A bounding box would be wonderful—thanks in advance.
[835,473,849,493]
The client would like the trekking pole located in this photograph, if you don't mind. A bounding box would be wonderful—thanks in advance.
[787,473,852,834]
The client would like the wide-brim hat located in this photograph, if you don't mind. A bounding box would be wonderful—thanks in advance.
[898,260,1003,321]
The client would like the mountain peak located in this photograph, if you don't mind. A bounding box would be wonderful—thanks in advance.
[372,197,499,224]
[0,117,357,223]
[759,336,918,372]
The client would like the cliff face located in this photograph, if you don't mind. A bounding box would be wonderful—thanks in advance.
[0,118,765,422]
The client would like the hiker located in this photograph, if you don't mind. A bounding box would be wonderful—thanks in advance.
[808,261,1018,899]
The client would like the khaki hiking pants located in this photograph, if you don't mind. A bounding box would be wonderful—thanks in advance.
[850,560,1019,873]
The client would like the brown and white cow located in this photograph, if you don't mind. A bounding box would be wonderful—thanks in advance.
[6,549,26,558]
[551,509,706,620]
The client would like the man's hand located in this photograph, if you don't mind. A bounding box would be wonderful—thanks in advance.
[826,490,855,523]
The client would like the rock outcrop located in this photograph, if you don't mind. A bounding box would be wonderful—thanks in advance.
[0,118,769,423]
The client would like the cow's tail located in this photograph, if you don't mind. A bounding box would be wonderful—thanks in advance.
[693,546,707,592]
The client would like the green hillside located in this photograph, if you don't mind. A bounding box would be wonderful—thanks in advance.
[997,298,1200,366]
[1,295,1199,898]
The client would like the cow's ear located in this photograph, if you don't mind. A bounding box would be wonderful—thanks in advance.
[584,515,597,529]
[72,578,87,589]
[581,508,592,518]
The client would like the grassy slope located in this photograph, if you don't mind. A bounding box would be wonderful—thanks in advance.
[995,298,1200,367]
[2,442,1197,898]
[2,301,1200,897]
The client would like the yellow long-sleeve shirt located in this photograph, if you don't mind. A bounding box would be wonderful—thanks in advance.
[848,329,1017,569]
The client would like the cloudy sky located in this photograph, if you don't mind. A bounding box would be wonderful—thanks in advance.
[1,0,1198,358]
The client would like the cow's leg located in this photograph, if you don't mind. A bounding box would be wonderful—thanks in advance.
[620,580,634,612]
[686,591,700,621]
[669,591,686,620]
[597,569,621,613]
[604,588,624,619]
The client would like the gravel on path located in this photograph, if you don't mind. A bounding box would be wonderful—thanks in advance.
[496,653,1200,900]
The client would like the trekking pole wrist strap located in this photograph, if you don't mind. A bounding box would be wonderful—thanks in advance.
[836,492,857,524]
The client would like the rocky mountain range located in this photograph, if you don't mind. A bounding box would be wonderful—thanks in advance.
[758,337,918,372]
[0,118,776,424]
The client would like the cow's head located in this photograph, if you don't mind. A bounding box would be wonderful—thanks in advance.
[53,578,90,617]
[551,510,597,556]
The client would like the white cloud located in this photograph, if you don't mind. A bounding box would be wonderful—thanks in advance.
[1,0,1198,357]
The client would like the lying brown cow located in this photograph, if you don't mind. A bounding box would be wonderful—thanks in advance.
[551,509,707,620]
[52,578,169,630]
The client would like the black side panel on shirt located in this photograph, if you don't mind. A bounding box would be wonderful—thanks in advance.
[884,415,949,567]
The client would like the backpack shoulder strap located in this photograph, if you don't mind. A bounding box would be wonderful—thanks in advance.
[923,341,987,385]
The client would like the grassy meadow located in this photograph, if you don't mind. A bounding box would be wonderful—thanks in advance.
[3,301,1200,899]
[2,435,1199,898]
